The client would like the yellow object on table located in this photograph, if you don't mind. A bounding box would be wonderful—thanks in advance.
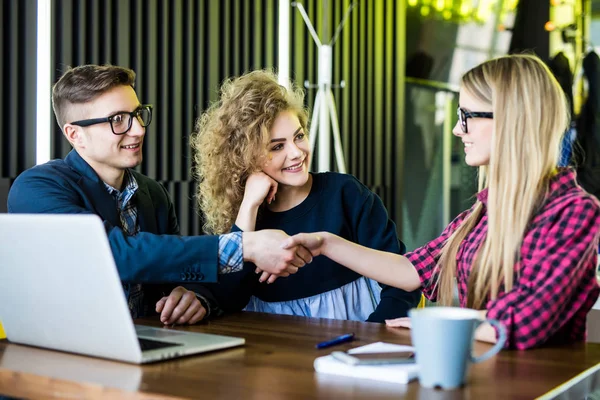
[0,322,5,339]
[418,294,426,308]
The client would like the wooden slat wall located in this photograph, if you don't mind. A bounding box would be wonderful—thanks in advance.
[0,0,37,182]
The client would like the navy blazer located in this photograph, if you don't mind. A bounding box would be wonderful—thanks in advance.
[8,150,219,287]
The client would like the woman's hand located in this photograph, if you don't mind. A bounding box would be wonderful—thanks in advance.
[385,310,497,344]
[385,317,412,329]
[236,172,278,231]
[474,310,497,344]
[243,172,278,207]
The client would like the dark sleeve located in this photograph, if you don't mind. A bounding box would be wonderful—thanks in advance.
[340,180,421,323]
[144,183,222,317]
[159,182,180,235]
[7,168,219,284]
[200,263,259,313]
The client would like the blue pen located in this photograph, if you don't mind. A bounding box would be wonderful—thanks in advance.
[316,333,355,349]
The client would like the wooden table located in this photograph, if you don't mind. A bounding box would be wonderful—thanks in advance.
[1,311,599,399]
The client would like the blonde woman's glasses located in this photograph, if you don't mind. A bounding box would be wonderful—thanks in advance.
[457,107,493,133]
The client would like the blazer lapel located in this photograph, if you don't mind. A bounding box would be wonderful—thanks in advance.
[134,175,158,233]
[65,150,120,228]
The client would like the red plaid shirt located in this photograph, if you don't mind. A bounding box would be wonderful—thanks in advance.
[407,169,600,349]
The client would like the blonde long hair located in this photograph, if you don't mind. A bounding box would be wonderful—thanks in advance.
[191,70,309,234]
[435,54,570,309]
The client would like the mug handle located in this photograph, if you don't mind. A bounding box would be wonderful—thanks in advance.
[470,319,507,364]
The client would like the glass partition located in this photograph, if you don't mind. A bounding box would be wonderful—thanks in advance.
[402,78,477,250]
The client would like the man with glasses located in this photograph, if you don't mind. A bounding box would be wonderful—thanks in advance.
[7,65,311,325]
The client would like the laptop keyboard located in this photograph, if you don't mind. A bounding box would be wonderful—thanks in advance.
[138,337,182,351]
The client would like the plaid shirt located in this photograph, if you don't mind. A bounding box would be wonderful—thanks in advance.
[407,169,600,350]
[219,232,243,273]
[103,171,144,318]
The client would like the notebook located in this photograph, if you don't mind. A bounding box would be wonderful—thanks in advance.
[314,342,420,384]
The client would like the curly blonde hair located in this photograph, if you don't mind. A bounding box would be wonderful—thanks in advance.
[191,70,309,234]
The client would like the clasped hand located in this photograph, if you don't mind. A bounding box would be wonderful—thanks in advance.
[156,286,206,325]
[249,230,314,283]
[252,232,325,284]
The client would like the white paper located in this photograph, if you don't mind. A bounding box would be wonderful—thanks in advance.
[314,342,420,384]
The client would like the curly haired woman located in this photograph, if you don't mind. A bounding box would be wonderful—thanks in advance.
[191,70,420,322]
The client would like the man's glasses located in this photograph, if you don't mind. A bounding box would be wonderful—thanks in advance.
[457,107,493,133]
[71,105,153,135]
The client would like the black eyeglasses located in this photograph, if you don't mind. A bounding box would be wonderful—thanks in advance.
[457,107,493,133]
[71,104,153,135]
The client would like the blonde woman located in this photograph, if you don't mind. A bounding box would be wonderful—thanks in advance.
[191,70,420,322]
[285,54,600,349]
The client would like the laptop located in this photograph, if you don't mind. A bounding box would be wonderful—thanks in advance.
[0,213,245,364]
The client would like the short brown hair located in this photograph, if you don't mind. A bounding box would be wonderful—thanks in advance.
[52,64,136,129]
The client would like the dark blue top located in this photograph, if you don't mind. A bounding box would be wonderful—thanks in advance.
[204,172,421,322]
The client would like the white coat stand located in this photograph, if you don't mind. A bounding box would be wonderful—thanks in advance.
[291,2,356,173]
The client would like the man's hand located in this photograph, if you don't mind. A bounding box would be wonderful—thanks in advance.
[243,230,313,282]
[155,286,207,325]
[282,232,328,257]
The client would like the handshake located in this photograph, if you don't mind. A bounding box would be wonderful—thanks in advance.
[242,230,326,284]
[157,230,326,326]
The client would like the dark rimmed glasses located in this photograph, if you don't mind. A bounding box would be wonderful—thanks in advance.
[457,107,493,133]
[71,104,153,135]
